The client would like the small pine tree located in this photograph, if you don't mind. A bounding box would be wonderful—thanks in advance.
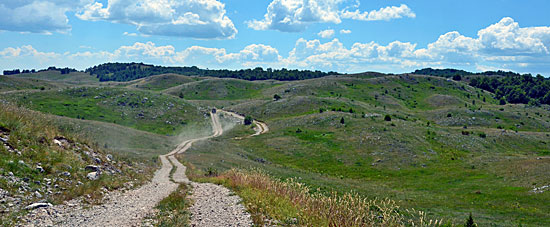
[273,94,281,101]
[178,92,184,99]
[384,115,391,121]
[499,99,506,105]
[340,117,345,124]
[465,213,476,227]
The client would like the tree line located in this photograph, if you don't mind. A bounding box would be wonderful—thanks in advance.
[413,68,550,105]
[85,62,337,82]
[3,67,77,75]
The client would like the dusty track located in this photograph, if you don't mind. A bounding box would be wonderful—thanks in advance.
[25,111,255,226]
[218,110,269,137]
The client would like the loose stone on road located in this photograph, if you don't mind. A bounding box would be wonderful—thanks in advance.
[23,111,255,227]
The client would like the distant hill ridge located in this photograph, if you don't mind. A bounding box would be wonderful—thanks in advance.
[412,68,529,78]
[413,68,550,105]
[84,62,338,82]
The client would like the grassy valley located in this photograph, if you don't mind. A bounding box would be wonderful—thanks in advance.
[1,68,549,226]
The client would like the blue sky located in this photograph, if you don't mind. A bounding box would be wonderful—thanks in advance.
[1,0,550,75]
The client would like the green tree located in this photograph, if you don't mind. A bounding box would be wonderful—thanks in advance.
[384,115,392,121]
[465,213,476,227]
[542,91,550,105]
[273,94,281,101]
[340,117,345,124]
[244,116,253,125]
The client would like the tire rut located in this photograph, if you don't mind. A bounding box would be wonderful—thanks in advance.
[24,111,256,227]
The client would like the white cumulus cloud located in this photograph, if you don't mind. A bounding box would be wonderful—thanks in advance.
[0,0,92,34]
[318,29,335,38]
[340,29,351,34]
[248,0,415,32]
[77,0,237,39]
[2,17,550,75]
[341,4,415,21]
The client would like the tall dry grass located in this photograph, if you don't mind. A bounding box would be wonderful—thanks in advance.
[214,169,445,226]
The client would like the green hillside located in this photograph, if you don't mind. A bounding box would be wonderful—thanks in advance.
[1,69,549,226]
[183,74,550,226]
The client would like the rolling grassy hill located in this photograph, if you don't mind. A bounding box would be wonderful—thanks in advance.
[1,70,549,226]
[0,102,152,225]
[181,74,550,226]
[6,87,208,135]
[14,71,100,85]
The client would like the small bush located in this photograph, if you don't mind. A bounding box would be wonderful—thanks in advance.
[273,94,281,101]
[447,113,452,118]
[465,213,476,227]
[244,116,253,125]
[340,117,345,124]
[478,132,487,138]
[384,115,391,121]
[462,131,470,136]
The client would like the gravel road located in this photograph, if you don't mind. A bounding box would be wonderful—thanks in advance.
[23,111,257,227]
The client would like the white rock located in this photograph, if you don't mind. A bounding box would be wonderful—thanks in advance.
[87,172,100,180]
[53,139,63,147]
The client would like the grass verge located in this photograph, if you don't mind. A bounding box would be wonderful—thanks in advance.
[153,184,191,227]
[190,168,446,226]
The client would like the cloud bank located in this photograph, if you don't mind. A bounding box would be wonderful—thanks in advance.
[77,0,237,39]
[247,0,415,32]
[0,0,92,34]
[2,18,550,75]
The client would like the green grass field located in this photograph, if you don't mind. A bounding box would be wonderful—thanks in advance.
[6,87,208,135]
[181,74,550,226]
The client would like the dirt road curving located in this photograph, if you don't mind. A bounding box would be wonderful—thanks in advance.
[218,110,269,137]
[24,111,253,227]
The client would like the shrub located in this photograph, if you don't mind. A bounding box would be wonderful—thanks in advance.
[447,113,452,118]
[273,94,281,101]
[340,117,345,124]
[384,115,391,121]
[478,132,487,138]
[465,213,476,227]
[462,131,470,135]
[244,116,253,125]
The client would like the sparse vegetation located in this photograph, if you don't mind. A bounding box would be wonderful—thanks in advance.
[0,102,149,224]
[153,184,191,226]
[192,169,443,226]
